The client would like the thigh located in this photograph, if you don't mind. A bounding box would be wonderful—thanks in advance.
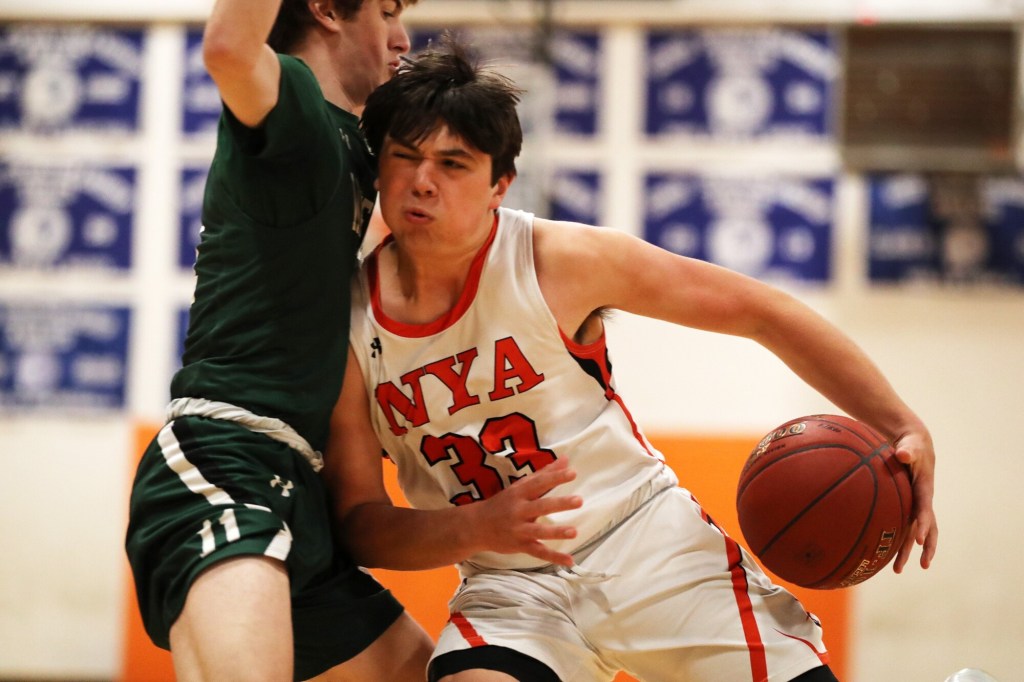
[580,488,830,682]
[170,556,292,681]
[430,645,561,682]
[430,570,618,682]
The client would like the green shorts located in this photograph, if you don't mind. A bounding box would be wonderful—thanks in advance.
[125,416,403,680]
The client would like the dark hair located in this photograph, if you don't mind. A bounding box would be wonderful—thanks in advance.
[361,36,523,184]
[267,0,364,54]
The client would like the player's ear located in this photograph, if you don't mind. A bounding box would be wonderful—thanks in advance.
[309,0,338,26]
[488,172,515,210]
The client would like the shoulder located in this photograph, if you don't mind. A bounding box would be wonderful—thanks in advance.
[274,54,329,112]
[533,217,626,269]
[277,54,320,90]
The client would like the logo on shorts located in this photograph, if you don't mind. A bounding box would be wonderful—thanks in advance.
[270,475,294,497]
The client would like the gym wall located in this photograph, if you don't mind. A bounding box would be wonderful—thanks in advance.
[1,2,1022,681]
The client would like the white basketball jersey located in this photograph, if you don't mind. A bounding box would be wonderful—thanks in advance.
[350,207,678,570]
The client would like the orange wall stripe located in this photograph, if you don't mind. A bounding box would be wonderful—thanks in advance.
[120,428,848,682]
[121,422,175,682]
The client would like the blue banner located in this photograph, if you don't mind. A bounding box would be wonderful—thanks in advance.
[410,27,601,137]
[986,178,1024,285]
[644,173,834,281]
[0,25,143,133]
[182,27,221,136]
[866,175,937,283]
[0,162,135,270]
[176,305,190,371]
[868,174,1024,286]
[0,303,130,410]
[645,28,836,139]
[179,166,208,270]
[548,170,601,225]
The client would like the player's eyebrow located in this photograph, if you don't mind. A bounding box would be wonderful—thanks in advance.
[435,148,473,159]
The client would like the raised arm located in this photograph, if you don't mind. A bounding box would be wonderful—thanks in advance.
[534,218,937,571]
[321,347,583,570]
[202,0,284,127]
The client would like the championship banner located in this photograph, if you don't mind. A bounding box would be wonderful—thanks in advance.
[0,303,130,410]
[0,162,135,270]
[178,166,208,270]
[0,25,144,133]
[410,27,602,137]
[182,27,220,136]
[644,28,836,140]
[175,305,190,372]
[644,173,834,282]
[868,173,1024,286]
[548,170,601,225]
[984,177,1024,285]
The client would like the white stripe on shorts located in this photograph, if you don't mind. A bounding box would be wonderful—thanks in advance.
[157,422,235,506]
[157,426,294,561]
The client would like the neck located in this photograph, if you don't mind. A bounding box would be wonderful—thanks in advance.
[291,44,360,114]
[379,211,498,325]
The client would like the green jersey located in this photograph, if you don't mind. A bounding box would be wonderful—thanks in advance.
[171,54,375,453]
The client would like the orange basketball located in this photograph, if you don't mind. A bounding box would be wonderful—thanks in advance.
[736,414,913,589]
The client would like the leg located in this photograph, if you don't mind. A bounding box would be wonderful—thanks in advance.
[438,673,518,682]
[169,556,291,682]
[430,645,561,682]
[791,665,840,681]
[312,611,434,682]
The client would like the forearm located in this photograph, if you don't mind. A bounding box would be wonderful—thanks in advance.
[341,502,484,571]
[756,297,925,439]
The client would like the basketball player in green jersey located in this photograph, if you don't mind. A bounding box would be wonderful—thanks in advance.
[125,1,433,680]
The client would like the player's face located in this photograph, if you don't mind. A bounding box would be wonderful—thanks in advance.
[336,0,411,105]
[377,125,512,241]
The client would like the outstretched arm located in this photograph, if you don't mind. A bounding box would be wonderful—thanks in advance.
[322,348,583,570]
[534,218,937,571]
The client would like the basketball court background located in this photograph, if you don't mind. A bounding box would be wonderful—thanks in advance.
[1,1,1022,680]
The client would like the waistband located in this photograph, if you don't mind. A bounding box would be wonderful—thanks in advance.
[166,397,323,472]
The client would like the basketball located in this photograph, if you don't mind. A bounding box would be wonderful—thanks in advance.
[736,414,913,589]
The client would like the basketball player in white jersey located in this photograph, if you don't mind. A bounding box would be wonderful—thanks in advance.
[323,39,938,682]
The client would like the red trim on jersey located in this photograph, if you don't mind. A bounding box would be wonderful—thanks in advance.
[450,611,488,647]
[561,328,657,458]
[693,494,769,681]
[726,536,769,681]
[611,394,657,457]
[559,327,613,399]
[367,213,500,338]
[777,630,831,665]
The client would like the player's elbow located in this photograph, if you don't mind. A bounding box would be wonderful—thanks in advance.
[201,25,259,83]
